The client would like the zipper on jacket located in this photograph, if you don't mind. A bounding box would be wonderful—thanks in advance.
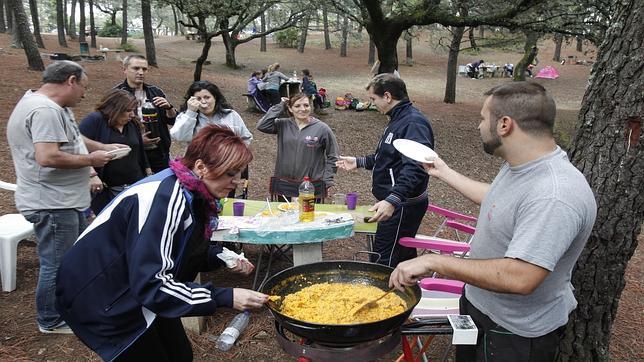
[389,168,396,186]
[104,289,129,312]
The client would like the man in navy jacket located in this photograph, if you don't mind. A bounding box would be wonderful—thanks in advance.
[337,74,434,267]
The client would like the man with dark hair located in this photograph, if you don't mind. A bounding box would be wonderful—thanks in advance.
[6,61,119,334]
[390,82,597,361]
[115,55,177,172]
[337,73,434,267]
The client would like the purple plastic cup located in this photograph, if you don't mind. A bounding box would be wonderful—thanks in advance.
[233,202,245,216]
[346,192,358,210]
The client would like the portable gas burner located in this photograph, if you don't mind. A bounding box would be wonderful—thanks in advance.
[275,321,401,361]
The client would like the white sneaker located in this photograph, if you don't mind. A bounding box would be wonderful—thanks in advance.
[38,321,74,335]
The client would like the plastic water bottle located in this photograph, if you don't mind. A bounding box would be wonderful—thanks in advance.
[216,311,250,351]
[298,177,315,222]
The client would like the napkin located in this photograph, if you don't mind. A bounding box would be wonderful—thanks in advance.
[216,247,248,268]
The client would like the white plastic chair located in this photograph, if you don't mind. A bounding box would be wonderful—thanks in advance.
[0,181,34,292]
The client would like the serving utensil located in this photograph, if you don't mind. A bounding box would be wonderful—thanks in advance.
[350,288,396,315]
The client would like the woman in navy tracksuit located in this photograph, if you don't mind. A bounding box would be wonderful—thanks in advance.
[56,126,268,361]
[339,74,434,267]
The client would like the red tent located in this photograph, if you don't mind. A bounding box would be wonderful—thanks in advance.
[535,66,560,79]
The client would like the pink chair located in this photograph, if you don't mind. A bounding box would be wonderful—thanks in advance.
[418,204,477,243]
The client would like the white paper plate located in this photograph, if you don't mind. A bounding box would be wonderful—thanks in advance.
[393,139,437,164]
[107,147,132,160]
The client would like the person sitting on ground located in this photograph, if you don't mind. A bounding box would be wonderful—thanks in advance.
[301,69,327,114]
[262,63,289,106]
[171,80,253,197]
[247,70,270,113]
[56,125,268,361]
[467,59,485,79]
[80,89,151,214]
[257,93,339,201]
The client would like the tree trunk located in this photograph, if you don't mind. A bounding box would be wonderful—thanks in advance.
[9,0,44,70]
[69,0,76,39]
[478,26,484,38]
[78,0,85,42]
[404,30,413,66]
[197,15,206,42]
[368,37,375,65]
[0,0,7,33]
[339,14,348,57]
[6,0,13,32]
[444,26,465,104]
[297,13,309,53]
[560,1,643,360]
[88,0,96,48]
[513,31,538,81]
[322,6,330,49]
[120,0,127,46]
[576,36,582,52]
[56,0,67,46]
[468,27,478,50]
[10,6,21,48]
[110,11,115,26]
[369,23,403,73]
[260,13,266,52]
[63,0,68,36]
[171,5,178,36]
[28,0,44,48]
[553,33,563,61]
[193,35,212,81]
[141,0,156,66]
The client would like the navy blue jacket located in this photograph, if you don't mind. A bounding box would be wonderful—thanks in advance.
[357,100,433,205]
[56,169,230,361]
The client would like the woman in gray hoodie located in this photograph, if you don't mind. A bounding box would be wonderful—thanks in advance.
[262,63,289,106]
[257,93,339,200]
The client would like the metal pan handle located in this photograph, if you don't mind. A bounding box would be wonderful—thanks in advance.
[353,250,381,262]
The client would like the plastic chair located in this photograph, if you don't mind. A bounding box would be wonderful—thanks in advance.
[0,181,35,292]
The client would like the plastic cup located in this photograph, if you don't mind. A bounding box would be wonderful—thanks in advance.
[233,202,245,216]
[346,192,358,210]
[333,193,346,211]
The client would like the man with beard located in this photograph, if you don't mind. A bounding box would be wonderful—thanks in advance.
[389,82,596,361]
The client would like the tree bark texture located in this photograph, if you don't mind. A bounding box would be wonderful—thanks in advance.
[513,31,538,81]
[220,19,238,69]
[56,0,67,46]
[297,14,309,53]
[553,33,563,61]
[141,0,156,66]
[560,1,643,360]
[339,14,348,57]
[10,5,21,48]
[78,0,85,42]
[443,26,465,104]
[9,0,44,70]
[260,13,266,52]
[120,0,127,45]
[89,0,96,48]
[28,0,44,48]
[0,0,7,33]
[69,0,76,39]
[322,6,331,50]
[576,36,582,52]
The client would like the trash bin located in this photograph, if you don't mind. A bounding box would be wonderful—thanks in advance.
[80,42,89,55]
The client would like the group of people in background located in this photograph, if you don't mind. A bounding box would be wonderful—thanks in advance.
[6,55,596,362]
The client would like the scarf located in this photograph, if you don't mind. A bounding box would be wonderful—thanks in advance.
[169,158,222,239]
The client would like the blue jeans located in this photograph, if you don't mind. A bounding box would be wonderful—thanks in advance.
[24,209,87,329]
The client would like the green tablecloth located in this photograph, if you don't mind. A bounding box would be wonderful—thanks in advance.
[220,198,377,234]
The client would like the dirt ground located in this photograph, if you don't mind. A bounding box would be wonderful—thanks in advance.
[0,32,640,361]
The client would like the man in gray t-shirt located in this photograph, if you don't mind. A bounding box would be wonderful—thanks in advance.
[6,61,117,334]
[390,82,596,361]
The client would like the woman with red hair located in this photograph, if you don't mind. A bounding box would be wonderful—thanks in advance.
[56,125,267,361]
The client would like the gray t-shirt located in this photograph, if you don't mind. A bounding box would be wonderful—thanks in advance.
[465,147,596,338]
[7,90,91,212]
